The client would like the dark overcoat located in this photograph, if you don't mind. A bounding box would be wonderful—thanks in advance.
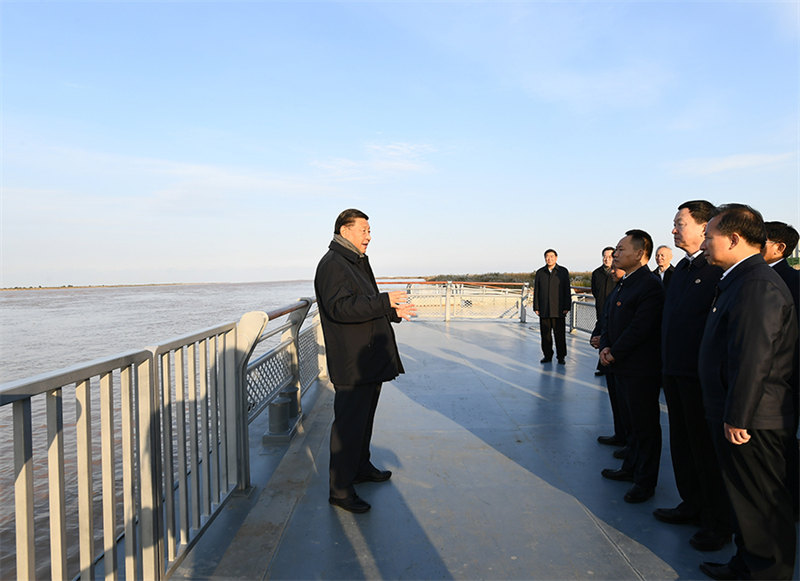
[591,265,616,319]
[314,240,404,386]
[698,254,797,429]
[533,264,571,318]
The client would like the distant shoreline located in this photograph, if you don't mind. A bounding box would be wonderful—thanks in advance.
[0,280,316,292]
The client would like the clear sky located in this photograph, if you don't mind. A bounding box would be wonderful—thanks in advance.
[1,0,798,287]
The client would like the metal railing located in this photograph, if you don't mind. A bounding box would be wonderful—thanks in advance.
[0,300,323,581]
[378,281,531,322]
[568,292,598,334]
[377,280,599,332]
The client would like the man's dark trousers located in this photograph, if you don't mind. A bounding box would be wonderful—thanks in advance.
[329,382,382,499]
[709,424,796,579]
[605,373,630,443]
[618,374,661,488]
[662,375,731,533]
[540,317,566,360]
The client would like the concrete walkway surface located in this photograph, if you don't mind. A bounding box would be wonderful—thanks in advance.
[171,319,798,580]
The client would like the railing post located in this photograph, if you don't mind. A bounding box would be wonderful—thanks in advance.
[138,354,164,581]
[234,311,269,491]
[280,298,313,418]
[13,399,35,581]
[314,310,328,379]
[568,296,577,332]
[445,281,452,322]
[520,283,529,323]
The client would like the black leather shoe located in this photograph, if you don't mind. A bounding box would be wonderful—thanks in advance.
[329,494,371,513]
[597,435,626,446]
[653,504,701,524]
[613,446,629,459]
[690,529,731,551]
[624,484,655,503]
[594,370,606,376]
[540,357,552,364]
[699,561,741,580]
[557,358,565,365]
[353,468,392,484]
[601,468,634,482]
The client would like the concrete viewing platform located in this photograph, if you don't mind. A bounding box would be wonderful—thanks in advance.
[170,319,792,580]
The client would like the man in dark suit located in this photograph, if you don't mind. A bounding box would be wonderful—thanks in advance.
[761,220,799,519]
[592,266,631,450]
[599,230,665,503]
[591,246,616,377]
[698,204,797,580]
[654,201,732,554]
[533,249,571,364]
[653,245,675,288]
[315,208,416,513]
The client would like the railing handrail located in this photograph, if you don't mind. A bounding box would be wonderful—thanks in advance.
[0,298,323,581]
[0,301,315,402]
[0,348,153,404]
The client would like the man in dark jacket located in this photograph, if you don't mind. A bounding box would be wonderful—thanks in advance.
[761,220,799,520]
[654,201,732,554]
[592,266,630,449]
[314,209,416,514]
[598,230,664,504]
[698,204,797,580]
[591,246,616,377]
[533,249,571,364]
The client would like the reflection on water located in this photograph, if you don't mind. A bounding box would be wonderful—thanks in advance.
[0,281,314,579]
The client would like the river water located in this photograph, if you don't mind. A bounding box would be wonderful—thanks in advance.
[0,280,315,579]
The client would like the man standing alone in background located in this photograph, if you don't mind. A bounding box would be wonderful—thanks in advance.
[534,249,572,364]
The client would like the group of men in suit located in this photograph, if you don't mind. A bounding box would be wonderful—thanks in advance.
[591,201,798,580]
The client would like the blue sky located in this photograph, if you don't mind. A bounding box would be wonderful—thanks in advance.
[2,0,797,286]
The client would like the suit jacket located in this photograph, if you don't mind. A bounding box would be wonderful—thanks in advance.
[771,259,800,410]
[314,240,404,386]
[698,254,797,429]
[772,259,800,315]
[661,254,722,377]
[591,265,616,319]
[653,264,675,289]
[533,264,571,318]
[599,266,664,377]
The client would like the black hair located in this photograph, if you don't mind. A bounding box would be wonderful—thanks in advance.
[765,221,799,259]
[712,204,766,248]
[334,208,369,235]
[678,200,717,225]
[625,229,654,260]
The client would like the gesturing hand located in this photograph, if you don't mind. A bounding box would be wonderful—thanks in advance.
[388,290,417,321]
